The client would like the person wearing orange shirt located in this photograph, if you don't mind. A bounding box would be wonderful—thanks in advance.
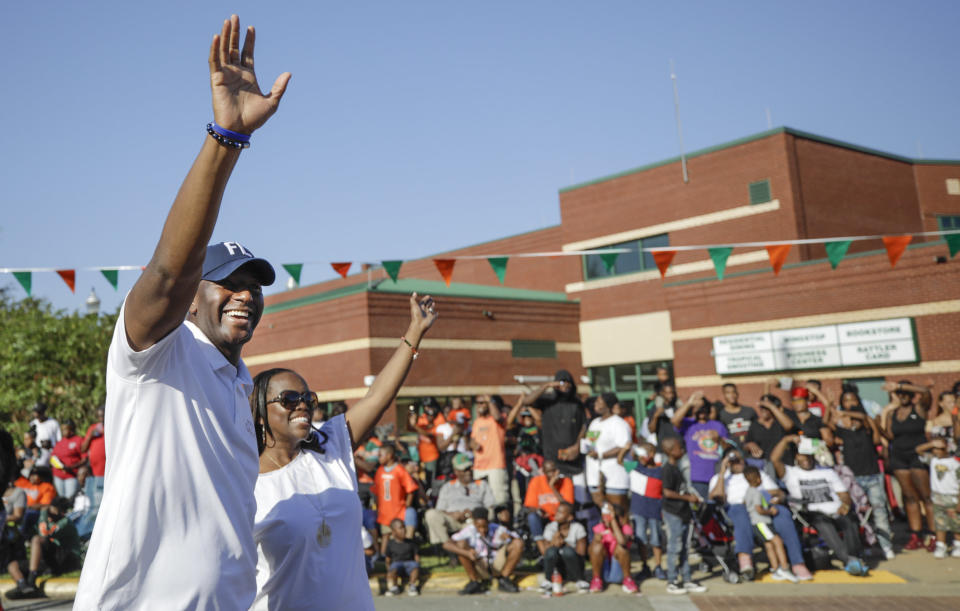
[15,466,56,538]
[447,397,473,428]
[470,395,509,505]
[408,398,445,488]
[523,459,574,542]
[373,443,420,554]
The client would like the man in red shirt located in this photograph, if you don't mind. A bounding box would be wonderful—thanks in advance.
[373,443,420,554]
[470,395,509,505]
[78,407,106,538]
[51,419,86,499]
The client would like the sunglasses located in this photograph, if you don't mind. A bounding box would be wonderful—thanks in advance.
[267,390,319,410]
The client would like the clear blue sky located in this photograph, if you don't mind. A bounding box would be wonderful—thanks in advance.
[2,0,957,313]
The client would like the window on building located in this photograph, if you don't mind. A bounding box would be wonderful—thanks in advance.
[583,233,670,280]
[511,339,557,359]
[938,215,960,230]
[946,178,960,195]
[588,361,673,422]
[749,179,772,205]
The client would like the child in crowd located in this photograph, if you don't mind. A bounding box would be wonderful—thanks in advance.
[743,466,798,582]
[384,518,421,596]
[538,502,589,593]
[444,507,523,595]
[589,502,638,593]
[660,438,707,595]
[916,438,960,558]
[621,442,666,580]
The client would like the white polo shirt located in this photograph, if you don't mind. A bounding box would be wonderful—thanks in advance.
[708,469,778,505]
[75,303,260,610]
[253,415,373,611]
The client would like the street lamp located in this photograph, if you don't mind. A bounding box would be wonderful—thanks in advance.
[85,287,100,315]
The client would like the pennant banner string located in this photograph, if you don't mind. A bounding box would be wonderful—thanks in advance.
[643,229,960,252]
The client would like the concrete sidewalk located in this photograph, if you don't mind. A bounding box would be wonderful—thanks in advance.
[4,547,959,601]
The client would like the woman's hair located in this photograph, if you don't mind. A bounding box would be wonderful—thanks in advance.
[250,368,298,456]
[840,390,866,412]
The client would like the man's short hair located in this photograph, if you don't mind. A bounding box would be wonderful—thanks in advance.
[722,383,737,391]
[471,507,487,521]
[390,518,404,529]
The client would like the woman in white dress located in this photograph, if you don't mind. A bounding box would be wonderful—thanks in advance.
[250,292,437,610]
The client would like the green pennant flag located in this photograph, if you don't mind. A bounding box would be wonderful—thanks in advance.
[824,240,852,269]
[487,257,508,284]
[944,234,960,258]
[708,247,733,280]
[100,269,119,290]
[599,251,620,273]
[382,260,403,283]
[282,263,302,286]
[13,271,31,295]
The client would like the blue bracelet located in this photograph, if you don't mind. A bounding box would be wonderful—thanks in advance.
[206,123,250,149]
[209,122,251,142]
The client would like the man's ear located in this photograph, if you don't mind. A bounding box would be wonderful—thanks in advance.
[187,296,200,318]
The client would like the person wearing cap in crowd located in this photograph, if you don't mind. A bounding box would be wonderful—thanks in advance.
[75,15,292,609]
[28,403,60,461]
[424,453,497,549]
[470,394,510,505]
[247,290,436,610]
[771,434,869,577]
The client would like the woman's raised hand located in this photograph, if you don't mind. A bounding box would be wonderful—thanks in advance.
[208,15,291,134]
[409,292,438,338]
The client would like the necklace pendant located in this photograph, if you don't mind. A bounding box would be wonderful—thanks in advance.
[316,519,332,547]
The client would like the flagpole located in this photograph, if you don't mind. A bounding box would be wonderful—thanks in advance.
[670,60,689,184]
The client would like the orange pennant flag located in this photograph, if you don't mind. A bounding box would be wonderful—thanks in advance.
[882,236,912,267]
[433,259,456,286]
[652,250,677,278]
[765,244,792,275]
[56,269,76,293]
[331,262,352,278]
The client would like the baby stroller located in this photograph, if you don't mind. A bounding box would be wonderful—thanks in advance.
[692,502,741,584]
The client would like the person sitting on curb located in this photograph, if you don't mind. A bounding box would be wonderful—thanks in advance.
[588,502,638,593]
[537,501,589,593]
[424,453,496,554]
[771,435,869,576]
[444,506,523,595]
[6,496,82,600]
[384,518,421,597]
[524,459,575,542]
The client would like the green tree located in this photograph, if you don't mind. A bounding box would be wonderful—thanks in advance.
[0,287,117,435]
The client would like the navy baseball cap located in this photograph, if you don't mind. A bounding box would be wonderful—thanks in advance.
[201,241,276,286]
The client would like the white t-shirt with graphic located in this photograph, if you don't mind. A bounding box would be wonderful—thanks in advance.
[584,415,632,489]
[782,465,847,515]
[930,456,960,496]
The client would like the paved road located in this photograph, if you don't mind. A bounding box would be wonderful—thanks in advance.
[2,599,74,611]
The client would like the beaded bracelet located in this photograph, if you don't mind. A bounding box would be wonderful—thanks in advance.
[206,122,251,149]
[401,336,419,360]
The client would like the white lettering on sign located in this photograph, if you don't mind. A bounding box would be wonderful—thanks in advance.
[713,318,917,375]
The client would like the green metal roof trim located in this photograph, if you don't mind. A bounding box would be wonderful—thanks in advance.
[265,278,574,315]
[559,127,960,193]
[661,239,949,288]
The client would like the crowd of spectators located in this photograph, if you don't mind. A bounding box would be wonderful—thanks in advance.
[4,368,960,598]
[348,369,960,596]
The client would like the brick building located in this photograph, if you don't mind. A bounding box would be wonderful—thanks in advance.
[245,127,960,426]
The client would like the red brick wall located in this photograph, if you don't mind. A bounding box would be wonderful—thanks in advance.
[914,164,960,232]
[789,137,923,259]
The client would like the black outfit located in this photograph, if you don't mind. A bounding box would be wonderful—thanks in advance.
[744,419,787,459]
[538,377,586,477]
[801,511,862,564]
[543,544,584,582]
[717,406,757,444]
[835,425,880,476]
[661,462,691,521]
[889,407,927,471]
[651,405,681,449]
[385,538,418,563]
[783,411,825,465]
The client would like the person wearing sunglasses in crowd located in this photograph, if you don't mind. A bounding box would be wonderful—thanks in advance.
[76,15,291,609]
[249,293,437,611]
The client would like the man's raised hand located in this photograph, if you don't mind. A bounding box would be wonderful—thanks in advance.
[208,15,291,134]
